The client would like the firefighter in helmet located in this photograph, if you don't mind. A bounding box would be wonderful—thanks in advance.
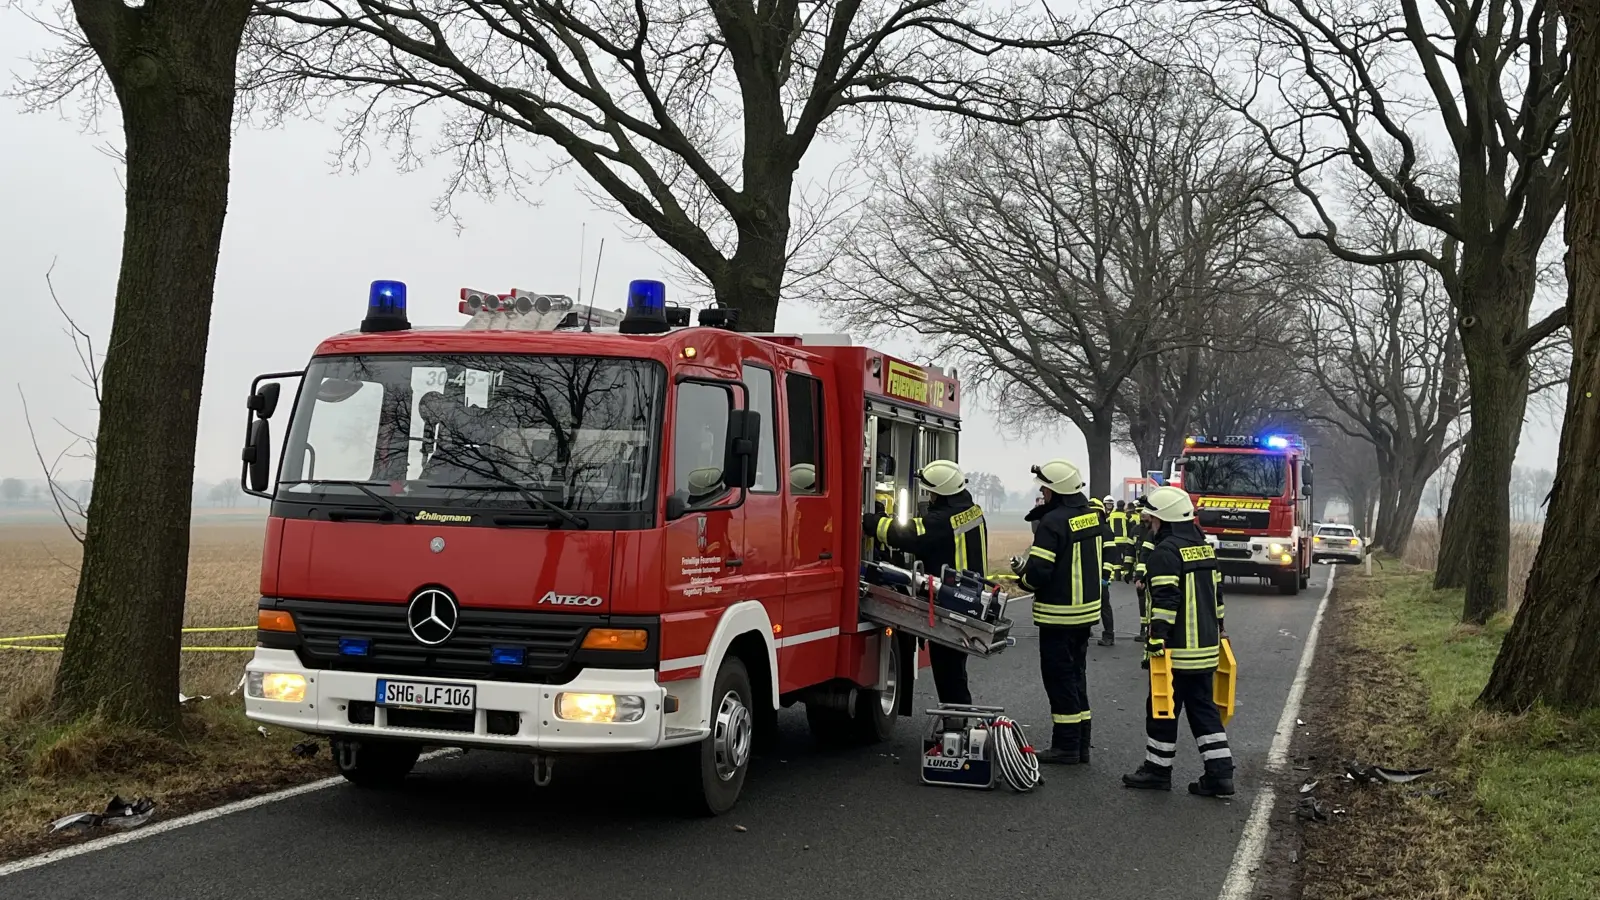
[1122,485,1235,797]
[1099,498,1131,646]
[1010,458,1109,764]
[862,459,987,706]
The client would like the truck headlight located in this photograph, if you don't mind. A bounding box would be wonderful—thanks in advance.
[246,671,307,703]
[1268,542,1286,555]
[555,692,645,724]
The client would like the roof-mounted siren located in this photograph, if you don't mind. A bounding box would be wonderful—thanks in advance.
[620,279,670,334]
[361,280,410,333]
[459,287,498,315]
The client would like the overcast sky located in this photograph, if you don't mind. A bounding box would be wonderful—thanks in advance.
[0,16,1563,497]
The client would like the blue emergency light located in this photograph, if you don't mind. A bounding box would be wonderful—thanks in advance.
[490,646,526,666]
[360,279,411,333]
[338,637,371,657]
[1265,435,1290,449]
[619,279,670,334]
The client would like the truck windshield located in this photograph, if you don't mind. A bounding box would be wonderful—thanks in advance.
[278,354,663,513]
[1182,452,1286,498]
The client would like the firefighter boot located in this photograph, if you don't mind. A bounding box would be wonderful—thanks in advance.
[1122,763,1172,791]
[1039,723,1081,765]
[1135,624,1149,644]
[1078,721,1092,765]
[1189,775,1236,798]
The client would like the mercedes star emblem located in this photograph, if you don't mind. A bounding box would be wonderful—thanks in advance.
[430,536,445,553]
[406,588,459,646]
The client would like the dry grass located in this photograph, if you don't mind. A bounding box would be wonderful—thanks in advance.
[0,520,327,861]
[1401,519,1544,613]
[1292,563,1600,900]
[0,522,266,714]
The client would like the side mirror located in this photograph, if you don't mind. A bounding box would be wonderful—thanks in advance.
[723,409,761,490]
[248,382,282,419]
[665,492,689,521]
[242,418,272,493]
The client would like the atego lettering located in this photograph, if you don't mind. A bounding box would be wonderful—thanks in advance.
[537,591,604,607]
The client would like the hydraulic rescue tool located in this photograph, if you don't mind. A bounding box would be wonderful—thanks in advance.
[856,561,1014,657]
[921,704,1041,792]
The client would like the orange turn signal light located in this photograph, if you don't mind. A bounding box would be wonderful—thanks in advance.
[581,628,648,651]
[258,609,297,633]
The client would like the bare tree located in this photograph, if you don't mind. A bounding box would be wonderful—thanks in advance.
[13,0,255,729]
[1184,0,1570,624]
[822,66,1299,495]
[1301,205,1467,556]
[1482,0,1597,713]
[243,0,1119,331]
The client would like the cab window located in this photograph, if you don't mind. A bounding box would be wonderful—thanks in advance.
[673,382,734,508]
[743,365,778,493]
[786,373,825,495]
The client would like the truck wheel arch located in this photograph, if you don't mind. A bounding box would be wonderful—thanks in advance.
[699,601,779,712]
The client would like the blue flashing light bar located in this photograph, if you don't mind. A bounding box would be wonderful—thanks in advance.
[361,279,411,333]
[490,646,526,667]
[1265,435,1290,449]
[339,637,371,657]
[1185,433,1304,451]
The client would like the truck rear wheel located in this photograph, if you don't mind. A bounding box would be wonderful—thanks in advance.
[850,635,902,744]
[676,656,754,816]
[332,738,421,788]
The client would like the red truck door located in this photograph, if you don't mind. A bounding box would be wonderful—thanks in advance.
[778,364,843,690]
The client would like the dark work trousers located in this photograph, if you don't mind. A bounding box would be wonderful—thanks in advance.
[1099,582,1115,635]
[1039,624,1092,751]
[1144,669,1234,777]
[929,642,972,706]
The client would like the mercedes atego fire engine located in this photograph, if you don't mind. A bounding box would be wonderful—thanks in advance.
[238,278,990,814]
[1171,433,1315,595]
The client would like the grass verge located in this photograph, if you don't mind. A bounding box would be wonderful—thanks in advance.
[0,523,331,863]
[1293,560,1600,900]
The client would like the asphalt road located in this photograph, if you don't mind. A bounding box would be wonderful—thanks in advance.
[3,568,1330,900]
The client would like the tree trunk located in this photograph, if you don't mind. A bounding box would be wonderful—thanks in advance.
[1373,469,1402,549]
[53,0,252,729]
[1455,305,1533,625]
[1384,478,1428,558]
[715,211,788,332]
[1084,415,1114,499]
[1434,440,1475,587]
[1480,0,1599,712]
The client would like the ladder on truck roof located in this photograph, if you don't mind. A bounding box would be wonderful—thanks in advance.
[856,563,1014,658]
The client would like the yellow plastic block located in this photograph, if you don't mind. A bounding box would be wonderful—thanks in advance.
[1149,652,1175,719]
[1214,637,1237,726]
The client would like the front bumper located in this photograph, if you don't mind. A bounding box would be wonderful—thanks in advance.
[1212,538,1300,578]
[243,648,684,752]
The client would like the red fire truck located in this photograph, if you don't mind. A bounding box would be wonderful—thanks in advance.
[239,278,984,814]
[1171,433,1315,595]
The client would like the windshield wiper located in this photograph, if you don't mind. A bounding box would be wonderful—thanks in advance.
[426,480,590,530]
[280,479,415,524]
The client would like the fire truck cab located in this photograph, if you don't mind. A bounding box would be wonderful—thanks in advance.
[238,279,967,814]
[1171,434,1315,595]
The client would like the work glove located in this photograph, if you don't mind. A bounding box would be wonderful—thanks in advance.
[1145,637,1166,657]
[862,512,882,539]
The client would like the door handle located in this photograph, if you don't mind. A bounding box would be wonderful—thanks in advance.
[725,558,744,568]
[819,551,833,560]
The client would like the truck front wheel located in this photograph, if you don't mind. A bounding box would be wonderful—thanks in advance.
[332,738,421,788]
[1277,571,1301,596]
[677,656,754,816]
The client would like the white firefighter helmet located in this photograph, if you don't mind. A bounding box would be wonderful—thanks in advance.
[1140,485,1195,523]
[1032,459,1086,495]
[917,459,967,496]
[1103,494,1115,507]
[789,463,817,492]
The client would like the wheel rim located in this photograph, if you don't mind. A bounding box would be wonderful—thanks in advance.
[713,689,752,782]
[879,641,899,716]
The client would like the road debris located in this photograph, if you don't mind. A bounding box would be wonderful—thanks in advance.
[1344,760,1433,785]
[49,796,157,835]
[257,725,270,738]
[1295,796,1330,823]
[291,739,321,759]
[1299,779,1320,794]
[733,824,748,833]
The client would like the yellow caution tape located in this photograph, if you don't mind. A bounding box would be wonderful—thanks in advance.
[1,625,257,653]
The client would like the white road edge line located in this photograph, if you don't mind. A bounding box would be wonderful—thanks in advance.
[1217,565,1338,900]
[0,748,460,880]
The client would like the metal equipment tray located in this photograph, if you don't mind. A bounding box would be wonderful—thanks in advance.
[857,582,1016,658]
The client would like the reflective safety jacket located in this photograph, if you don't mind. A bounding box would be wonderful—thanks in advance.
[1018,494,1108,627]
[866,490,989,576]
[1105,509,1130,573]
[1145,521,1226,670]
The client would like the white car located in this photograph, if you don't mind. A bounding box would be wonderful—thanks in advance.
[1311,524,1365,563]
